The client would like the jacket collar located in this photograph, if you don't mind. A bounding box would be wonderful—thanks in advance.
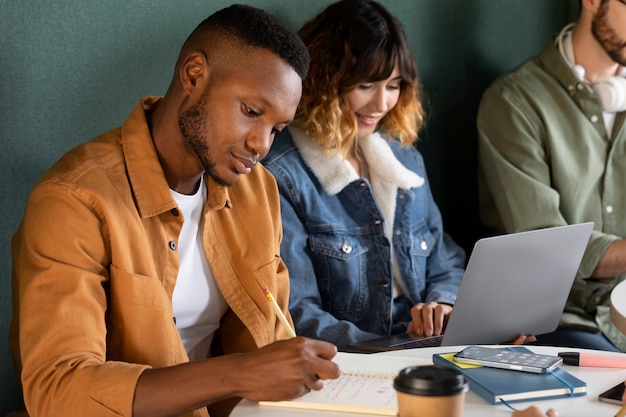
[289,125,423,238]
[289,125,424,195]
[122,97,229,218]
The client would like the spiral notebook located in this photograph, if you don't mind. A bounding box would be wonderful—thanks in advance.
[259,352,430,415]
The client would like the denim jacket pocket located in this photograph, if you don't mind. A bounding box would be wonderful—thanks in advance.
[398,221,434,258]
[395,222,434,286]
[309,230,369,313]
[309,228,368,259]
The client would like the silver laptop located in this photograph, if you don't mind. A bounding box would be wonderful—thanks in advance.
[347,222,594,351]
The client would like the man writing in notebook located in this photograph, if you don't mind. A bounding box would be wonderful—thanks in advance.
[478,0,626,351]
[9,5,339,417]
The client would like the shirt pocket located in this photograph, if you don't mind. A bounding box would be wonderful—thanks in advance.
[107,265,178,360]
[109,264,169,308]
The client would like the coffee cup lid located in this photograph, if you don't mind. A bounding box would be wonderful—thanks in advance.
[393,365,468,396]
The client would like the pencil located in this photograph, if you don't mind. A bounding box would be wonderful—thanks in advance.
[616,404,626,417]
[263,288,297,338]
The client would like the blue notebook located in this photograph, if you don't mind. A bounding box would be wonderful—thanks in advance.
[432,347,587,405]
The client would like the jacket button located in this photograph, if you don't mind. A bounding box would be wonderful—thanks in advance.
[169,240,177,250]
[341,237,352,254]
[171,208,180,217]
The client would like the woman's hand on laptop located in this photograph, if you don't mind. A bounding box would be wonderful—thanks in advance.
[506,335,538,345]
[407,302,453,337]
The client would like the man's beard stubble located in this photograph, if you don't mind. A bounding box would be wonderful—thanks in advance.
[178,91,230,188]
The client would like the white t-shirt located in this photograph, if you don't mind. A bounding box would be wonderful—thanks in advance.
[171,177,228,361]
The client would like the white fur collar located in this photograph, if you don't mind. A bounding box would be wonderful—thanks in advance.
[289,126,424,237]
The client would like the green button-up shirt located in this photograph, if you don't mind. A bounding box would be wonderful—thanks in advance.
[478,38,626,350]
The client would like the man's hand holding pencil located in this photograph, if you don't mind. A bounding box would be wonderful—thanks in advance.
[233,336,340,401]
[228,287,340,402]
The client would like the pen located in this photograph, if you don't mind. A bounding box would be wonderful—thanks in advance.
[558,352,626,368]
[616,404,626,417]
[263,288,297,338]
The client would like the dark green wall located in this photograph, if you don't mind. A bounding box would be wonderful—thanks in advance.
[0,1,577,414]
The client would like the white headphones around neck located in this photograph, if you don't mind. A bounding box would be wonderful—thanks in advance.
[557,23,626,113]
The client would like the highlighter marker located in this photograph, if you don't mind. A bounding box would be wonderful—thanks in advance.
[558,352,626,368]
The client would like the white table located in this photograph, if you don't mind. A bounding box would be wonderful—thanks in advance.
[231,345,626,417]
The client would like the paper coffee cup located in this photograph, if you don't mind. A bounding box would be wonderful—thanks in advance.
[393,365,468,417]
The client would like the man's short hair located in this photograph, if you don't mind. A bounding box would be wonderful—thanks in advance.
[185,4,310,79]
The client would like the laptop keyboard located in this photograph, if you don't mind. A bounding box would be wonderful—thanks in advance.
[389,334,444,348]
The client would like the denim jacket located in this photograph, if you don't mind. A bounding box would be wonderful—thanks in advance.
[263,127,465,348]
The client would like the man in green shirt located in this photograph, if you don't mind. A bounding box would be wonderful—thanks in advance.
[478,0,626,352]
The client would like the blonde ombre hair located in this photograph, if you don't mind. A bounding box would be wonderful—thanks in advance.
[294,0,424,156]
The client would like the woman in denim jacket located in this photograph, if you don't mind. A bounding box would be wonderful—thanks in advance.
[262,0,466,349]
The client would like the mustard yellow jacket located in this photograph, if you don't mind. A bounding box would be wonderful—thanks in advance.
[10,97,293,417]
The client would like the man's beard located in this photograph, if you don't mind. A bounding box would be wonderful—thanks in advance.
[178,91,230,187]
[592,3,626,67]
